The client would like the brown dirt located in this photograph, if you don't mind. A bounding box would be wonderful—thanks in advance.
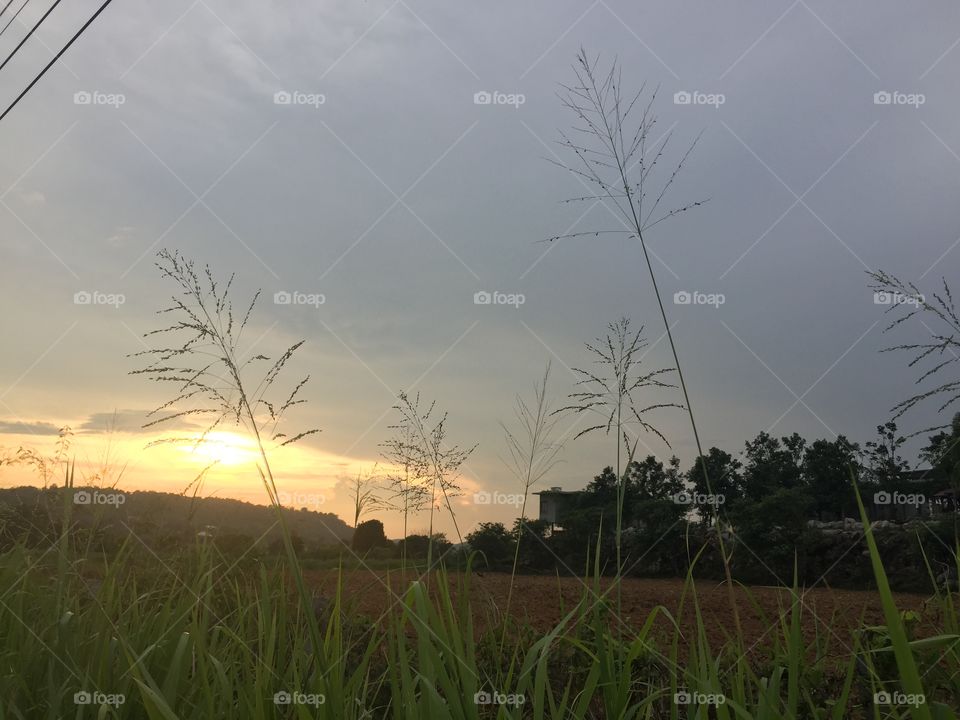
[304,569,939,655]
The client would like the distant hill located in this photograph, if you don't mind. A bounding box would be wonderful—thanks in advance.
[0,486,353,547]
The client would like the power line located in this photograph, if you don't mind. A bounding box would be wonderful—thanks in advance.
[0,0,64,74]
[0,0,117,123]
[0,0,16,18]
[0,0,34,40]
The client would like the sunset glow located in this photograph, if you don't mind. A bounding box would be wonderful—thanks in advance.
[180,431,259,467]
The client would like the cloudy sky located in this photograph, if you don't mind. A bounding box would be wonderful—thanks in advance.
[1,0,958,537]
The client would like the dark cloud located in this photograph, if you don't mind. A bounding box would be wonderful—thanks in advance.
[1,0,958,497]
[78,410,152,434]
[78,410,198,434]
[0,421,63,437]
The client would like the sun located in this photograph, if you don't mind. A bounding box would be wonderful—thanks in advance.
[182,431,258,466]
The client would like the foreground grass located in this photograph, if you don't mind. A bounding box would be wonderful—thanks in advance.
[0,513,958,719]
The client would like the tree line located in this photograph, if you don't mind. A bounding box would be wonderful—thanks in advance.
[459,417,959,589]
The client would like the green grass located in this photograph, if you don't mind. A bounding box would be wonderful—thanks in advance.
[0,496,958,719]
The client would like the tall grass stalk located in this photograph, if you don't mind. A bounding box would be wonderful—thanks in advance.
[552,49,743,642]
[390,392,475,584]
[131,249,324,670]
[499,362,563,654]
[382,414,431,575]
[557,317,678,629]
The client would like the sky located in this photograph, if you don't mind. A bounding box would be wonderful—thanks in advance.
[1,0,959,539]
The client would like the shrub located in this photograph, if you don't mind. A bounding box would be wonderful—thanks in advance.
[352,519,389,552]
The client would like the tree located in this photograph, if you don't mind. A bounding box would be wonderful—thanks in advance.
[215,532,256,557]
[621,456,687,574]
[782,433,808,472]
[863,421,909,491]
[352,519,388,552]
[687,447,743,508]
[802,436,860,520]
[741,432,804,502]
[570,460,687,525]
[510,518,552,569]
[402,533,451,560]
[921,412,960,514]
[558,466,624,568]
[544,477,599,568]
[731,487,814,579]
[270,532,305,556]
[663,455,684,496]
[466,522,514,566]
[627,455,684,501]
[921,412,960,474]
[584,466,618,504]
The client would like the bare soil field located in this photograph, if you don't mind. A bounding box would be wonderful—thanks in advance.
[304,569,938,653]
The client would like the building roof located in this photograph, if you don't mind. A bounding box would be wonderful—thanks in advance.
[899,468,946,483]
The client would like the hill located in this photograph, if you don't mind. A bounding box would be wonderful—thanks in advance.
[0,485,353,548]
